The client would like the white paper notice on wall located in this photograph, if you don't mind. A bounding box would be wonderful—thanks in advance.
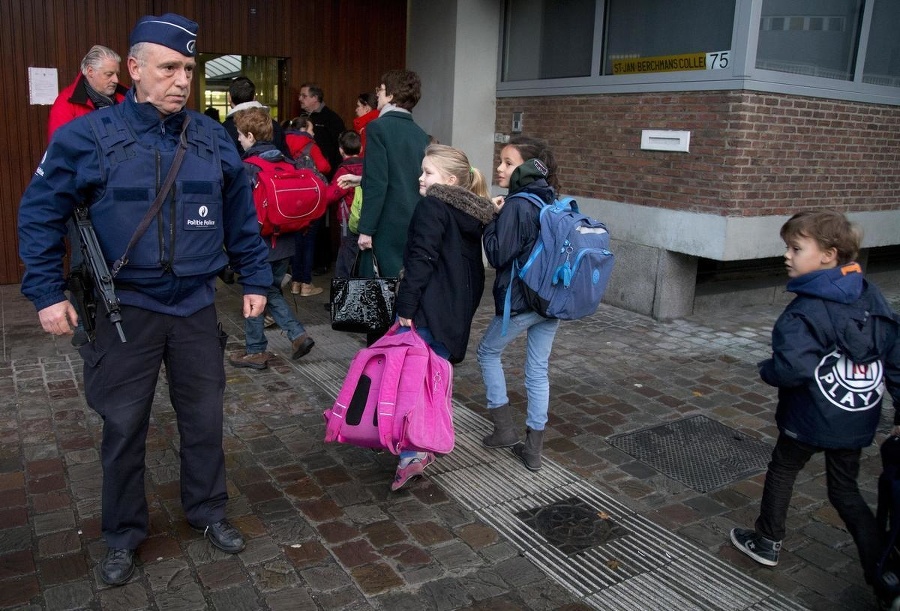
[28,67,59,105]
[640,130,690,153]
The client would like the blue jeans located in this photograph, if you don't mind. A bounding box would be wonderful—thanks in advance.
[290,222,318,284]
[245,258,307,354]
[756,434,879,580]
[476,311,559,431]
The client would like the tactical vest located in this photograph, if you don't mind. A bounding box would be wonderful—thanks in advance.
[84,105,228,281]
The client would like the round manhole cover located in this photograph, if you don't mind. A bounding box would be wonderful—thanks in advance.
[533,503,616,548]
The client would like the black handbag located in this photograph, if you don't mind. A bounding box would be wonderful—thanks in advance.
[330,251,398,333]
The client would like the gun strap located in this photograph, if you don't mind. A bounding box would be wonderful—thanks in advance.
[111,114,191,277]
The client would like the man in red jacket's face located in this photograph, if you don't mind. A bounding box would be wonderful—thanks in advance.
[85,57,121,97]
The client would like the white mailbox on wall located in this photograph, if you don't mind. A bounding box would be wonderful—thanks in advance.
[640,130,691,153]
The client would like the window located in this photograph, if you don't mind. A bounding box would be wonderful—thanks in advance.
[502,0,596,81]
[603,0,734,76]
[497,1,899,104]
[863,0,900,87]
[755,0,863,81]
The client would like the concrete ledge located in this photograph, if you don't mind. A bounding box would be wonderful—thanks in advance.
[575,198,900,261]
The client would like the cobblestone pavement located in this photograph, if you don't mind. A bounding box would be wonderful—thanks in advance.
[1,272,897,611]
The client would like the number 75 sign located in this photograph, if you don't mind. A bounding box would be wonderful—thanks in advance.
[706,51,730,70]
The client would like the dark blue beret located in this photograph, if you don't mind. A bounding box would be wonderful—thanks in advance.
[129,13,198,57]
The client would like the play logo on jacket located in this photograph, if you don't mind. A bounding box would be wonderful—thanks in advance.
[816,350,885,411]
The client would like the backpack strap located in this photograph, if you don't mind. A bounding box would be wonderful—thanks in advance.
[500,192,548,336]
[373,322,409,454]
[242,156,267,186]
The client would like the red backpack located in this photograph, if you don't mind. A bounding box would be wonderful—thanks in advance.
[244,156,327,240]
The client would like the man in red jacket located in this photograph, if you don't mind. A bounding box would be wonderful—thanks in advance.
[47,45,128,140]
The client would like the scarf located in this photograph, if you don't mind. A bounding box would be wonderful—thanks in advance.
[85,81,116,109]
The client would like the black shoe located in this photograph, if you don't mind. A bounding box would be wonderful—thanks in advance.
[194,519,246,554]
[312,266,328,276]
[730,527,780,566]
[98,548,134,586]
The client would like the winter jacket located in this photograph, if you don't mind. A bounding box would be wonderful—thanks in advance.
[760,264,900,449]
[325,156,364,224]
[47,73,128,140]
[482,176,555,317]
[395,184,494,363]
[284,130,331,176]
[19,89,271,316]
[358,110,429,277]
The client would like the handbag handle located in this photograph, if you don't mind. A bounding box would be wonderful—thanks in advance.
[350,249,384,278]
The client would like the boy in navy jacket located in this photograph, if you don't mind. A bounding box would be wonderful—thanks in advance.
[731,210,900,603]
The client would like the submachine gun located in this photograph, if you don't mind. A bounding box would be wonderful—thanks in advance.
[67,206,127,343]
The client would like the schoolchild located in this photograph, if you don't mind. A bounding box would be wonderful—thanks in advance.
[389,144,494,491]
[284,113,332,176]
[730,210,900,605]
[228,107,315,370]
[285,113,330,297]
[324,131,364,279]
[477,136,562,472]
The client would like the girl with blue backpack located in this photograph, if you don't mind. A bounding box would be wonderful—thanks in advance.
[478,136,561,471]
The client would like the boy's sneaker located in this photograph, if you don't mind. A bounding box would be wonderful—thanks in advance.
[228,351,270,370]
[390,453,435,491]
[730,528,781,566]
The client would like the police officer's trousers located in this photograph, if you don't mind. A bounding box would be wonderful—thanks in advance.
[79,304,229,549]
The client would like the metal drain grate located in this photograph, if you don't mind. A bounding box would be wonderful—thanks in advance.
[608,415,772,492]
[515,496,629,556]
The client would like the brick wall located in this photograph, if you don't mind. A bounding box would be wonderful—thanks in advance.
[495,92,900,216]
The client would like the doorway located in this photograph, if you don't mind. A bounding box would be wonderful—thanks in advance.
[197,54,287,124]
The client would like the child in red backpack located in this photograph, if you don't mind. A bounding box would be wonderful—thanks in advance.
[730,210,900,607]
[285,113,331,297]
[284,113,331,176]
[227,108,315,370]
[324,131,364,279]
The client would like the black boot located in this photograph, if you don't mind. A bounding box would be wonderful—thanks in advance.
[512,427,544,471]
[482,404,519,448]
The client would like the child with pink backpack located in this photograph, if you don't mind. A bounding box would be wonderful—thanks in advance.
[325,145,494,491]
[388,144,494,490]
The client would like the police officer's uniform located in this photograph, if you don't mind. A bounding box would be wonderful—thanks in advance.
[17,26,272,550]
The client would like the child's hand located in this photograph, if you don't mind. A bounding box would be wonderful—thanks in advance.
[337,174,361,190]
[491,196,505,213]
[892,425,900,437]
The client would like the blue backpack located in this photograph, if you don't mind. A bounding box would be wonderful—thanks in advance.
[503,193,615,333]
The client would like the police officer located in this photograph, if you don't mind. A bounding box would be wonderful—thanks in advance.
[18,13,272,586]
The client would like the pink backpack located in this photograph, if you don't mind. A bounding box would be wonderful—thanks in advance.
[323,323,455,455]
